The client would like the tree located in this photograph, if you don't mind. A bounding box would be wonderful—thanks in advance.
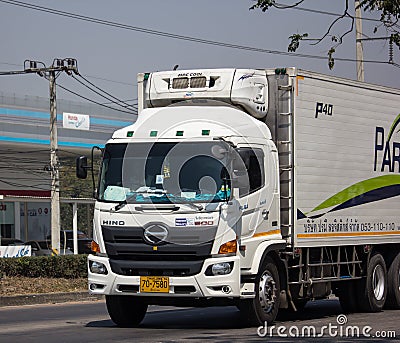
[59,156,98,233]
[250,0,400,69]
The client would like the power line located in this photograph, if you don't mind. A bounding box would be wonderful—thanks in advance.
[276,2,384,23]
[72,74,137,111]
[56,82,138,115]
[82,74,136,87]
[0,69,32,76]
[0,60,139,114]
[0,149,50,155]
[0,61,136,87]
[0,0,393,66]
[101,99,137,106]
[0,178,49,191]
[0,61,21,67]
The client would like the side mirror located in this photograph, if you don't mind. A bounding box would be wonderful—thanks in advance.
[76,156,88,179]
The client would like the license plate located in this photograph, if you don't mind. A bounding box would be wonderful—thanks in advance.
[140,276,169,293]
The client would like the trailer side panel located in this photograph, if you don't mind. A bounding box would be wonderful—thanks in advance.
[293,71,400,247]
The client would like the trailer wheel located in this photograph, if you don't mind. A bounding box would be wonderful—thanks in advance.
[386,253,400,309]
[106,295,148,327]
[357,253,387,312]
[238,257,281,326]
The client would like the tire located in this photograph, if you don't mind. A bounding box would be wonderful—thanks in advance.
[106,295,148,327]
[336,281,359,313]
[357,253,387,312]
[386,253,400,309]
[238,257,281,326]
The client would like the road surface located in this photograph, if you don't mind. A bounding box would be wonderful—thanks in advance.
[0,298,398,342]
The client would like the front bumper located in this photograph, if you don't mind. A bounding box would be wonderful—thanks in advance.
[88,254,241,298]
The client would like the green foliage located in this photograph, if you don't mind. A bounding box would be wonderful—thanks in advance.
[250,0,305,11]
[328,48,336,70]
[288,33,309,52]
[362,0,400,48]
[250,0,400,68]
[391,33,400,48]
[59,157,94,199]
[250,0,276,11]
[60,203,94,235]
[59,156,98,233]
[360,0,400,19]
[0,255,88,279]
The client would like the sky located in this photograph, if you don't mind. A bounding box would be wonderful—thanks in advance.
[0,0,399,111]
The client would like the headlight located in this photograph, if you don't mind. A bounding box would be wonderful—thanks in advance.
[89,261,108,275]
[205,262,233,276]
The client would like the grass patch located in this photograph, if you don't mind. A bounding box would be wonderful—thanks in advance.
[0,276,87,296]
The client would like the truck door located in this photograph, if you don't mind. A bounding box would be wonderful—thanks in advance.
[232,145,275,237]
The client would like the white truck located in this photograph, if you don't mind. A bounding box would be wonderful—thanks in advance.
[77,67,400,327]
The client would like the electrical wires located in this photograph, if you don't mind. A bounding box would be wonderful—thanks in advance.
[80,74,136,87]
[0,152,50,191]
[71,74,137,112]
[275,2,384,23]
[0,0,394,66]
[0,70,33,76]
[22,61,139,115]
[55,82,138,115]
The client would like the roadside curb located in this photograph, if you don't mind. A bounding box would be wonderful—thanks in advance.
[0,292,104,307]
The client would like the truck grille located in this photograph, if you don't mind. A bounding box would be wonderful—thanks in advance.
[102,225,216,276]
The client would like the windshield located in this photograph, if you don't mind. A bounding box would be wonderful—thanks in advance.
[98,142,231,204]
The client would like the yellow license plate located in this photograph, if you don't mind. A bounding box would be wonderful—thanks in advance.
[140,276,169,293]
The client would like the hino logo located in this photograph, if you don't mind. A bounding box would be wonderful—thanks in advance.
[143,224,168,245]
[102,220,125,226]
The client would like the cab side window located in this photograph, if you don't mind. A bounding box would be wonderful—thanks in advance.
[234,148,264,197]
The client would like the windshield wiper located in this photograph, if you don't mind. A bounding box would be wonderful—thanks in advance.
[183,202,203,211]
[112,189,168,212]
[136,189,167,195]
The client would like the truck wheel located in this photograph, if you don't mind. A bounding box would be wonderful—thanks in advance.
[357,253,387,312]
[238,257,281,326]
[386,253,400,309]
[106,295,148,327]
[336,281,359,313]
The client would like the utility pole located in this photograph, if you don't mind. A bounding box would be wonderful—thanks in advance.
[49,69,60,253]
[355,0,365,82]
[24,58,78,253]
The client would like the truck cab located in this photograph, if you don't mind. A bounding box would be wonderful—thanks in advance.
[83,69,286,326]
